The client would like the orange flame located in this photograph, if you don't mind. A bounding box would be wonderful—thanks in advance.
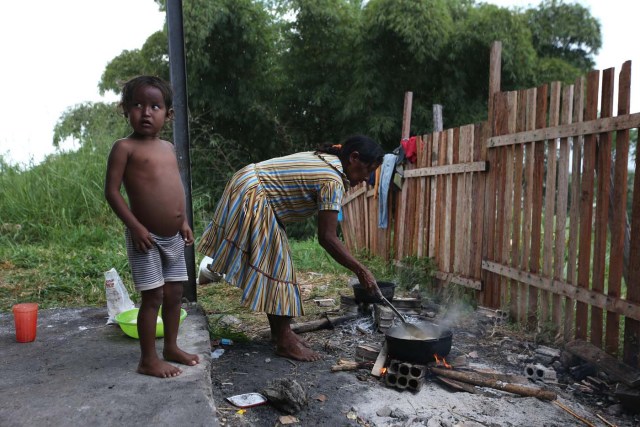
[433,354,452,369]
[380,367,387,376]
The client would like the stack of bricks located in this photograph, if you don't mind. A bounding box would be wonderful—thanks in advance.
[384,359,427,392]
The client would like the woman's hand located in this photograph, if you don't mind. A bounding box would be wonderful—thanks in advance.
[356,267,382,299]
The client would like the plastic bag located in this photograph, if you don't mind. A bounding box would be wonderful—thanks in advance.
[104,268,135,324]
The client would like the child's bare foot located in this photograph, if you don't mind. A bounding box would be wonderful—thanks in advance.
[138,359,183,378]
[163,347,200,366]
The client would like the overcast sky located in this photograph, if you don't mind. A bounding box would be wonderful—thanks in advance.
[0,0,637,167]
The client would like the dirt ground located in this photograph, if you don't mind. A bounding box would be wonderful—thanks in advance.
[209,301,640,427]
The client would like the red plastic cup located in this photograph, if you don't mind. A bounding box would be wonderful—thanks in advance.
[12,303,38,343]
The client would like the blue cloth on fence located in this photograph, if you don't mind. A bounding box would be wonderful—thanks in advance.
[378,153,397,228]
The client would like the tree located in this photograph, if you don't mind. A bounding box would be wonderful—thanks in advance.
[54,0,603,207]
[525,0,601,72]
[277,0,364,148]
[354,0,455,147]
[439,3,537,126]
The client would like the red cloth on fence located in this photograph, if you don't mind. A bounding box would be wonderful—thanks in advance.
[401,136,417,163]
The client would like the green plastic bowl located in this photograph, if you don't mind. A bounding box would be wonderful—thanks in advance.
[115,308,188,339]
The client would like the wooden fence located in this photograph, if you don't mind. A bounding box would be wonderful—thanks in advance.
[341,43,640,366]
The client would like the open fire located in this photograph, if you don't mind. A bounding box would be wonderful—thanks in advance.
[434,354,452,369]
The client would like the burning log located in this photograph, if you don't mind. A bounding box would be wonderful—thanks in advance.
[371,342,388,377]
[431,367,557,401]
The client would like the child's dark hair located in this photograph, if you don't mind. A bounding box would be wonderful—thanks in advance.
[317,135,384,165]
[119,76,173,116]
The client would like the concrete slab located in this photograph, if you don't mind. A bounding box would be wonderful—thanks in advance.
[0,305,218,426]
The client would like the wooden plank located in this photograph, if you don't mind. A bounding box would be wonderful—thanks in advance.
[528,84,548,329]
[438,131,447,270]
[576,70,600,340]
[622,61,640,367]
[429,132,440,258]
[363,185,370,254]
[565,340,640,387]
[434,271,482,290]
[511,90,526,321]
[396,174,407,261]
[607,63,630,357]
[452,128,462,274]
[488,41,502,128]
[482,261,640,321]
[444,129,454,272]
[403,162,487,178]
[554,83,573,334]
[591,68,615,349]
[493,93,508,308]
[482,95,499,307]
[468,122,487,283]
[541,81,561,324]
[521,88,537,323]
[402,92,413,139]
[342,185,367,205]
[460,124,474,277]
[503,93,517,318]
[487,112,640,147]
[416,136,427,257]
[367,191,376,255]
[405,160,417,258]
[371,341,388,377]
[566,76,585,341]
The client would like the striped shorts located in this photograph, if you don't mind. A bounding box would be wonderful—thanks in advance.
[126,230,189,291]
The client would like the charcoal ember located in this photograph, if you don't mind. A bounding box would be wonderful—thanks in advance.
[261,378,307,414]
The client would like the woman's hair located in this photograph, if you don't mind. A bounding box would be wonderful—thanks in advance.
[119,76,173,116]
[317,135,384,165]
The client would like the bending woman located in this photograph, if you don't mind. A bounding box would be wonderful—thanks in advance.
[197,135,384,361]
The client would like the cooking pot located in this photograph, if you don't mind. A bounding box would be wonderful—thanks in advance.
[352,281,395,303]
[385,321,452,365]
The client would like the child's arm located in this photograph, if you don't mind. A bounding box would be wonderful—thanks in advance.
[104,140,154,252]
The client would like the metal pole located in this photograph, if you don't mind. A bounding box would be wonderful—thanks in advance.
[166,0,196,301]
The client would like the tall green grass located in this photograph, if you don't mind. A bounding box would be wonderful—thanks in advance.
[0,136,396,312]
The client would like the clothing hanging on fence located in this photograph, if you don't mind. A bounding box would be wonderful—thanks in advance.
[378,153,398,228]
[401,136,417,163]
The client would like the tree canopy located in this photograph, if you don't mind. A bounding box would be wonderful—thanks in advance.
[55,0,602,205]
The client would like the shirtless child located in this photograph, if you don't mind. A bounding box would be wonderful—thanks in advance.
[105,75,199,378]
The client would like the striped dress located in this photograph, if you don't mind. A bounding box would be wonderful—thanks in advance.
[197,151,349,317]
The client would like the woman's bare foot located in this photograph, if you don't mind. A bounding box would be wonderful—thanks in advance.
[275,331,323,362]
[272,332,311,348]
[138,359,182,378]
[163,347,200,366]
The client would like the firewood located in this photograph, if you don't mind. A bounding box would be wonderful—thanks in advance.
[436,376,478,393]
[371,342,388,377]
[330,359,372,372]
[355,344,381,361]
[552,400,596,427]
[565,340,640,387]
[431,367,557,400]
[257,312,359,338]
